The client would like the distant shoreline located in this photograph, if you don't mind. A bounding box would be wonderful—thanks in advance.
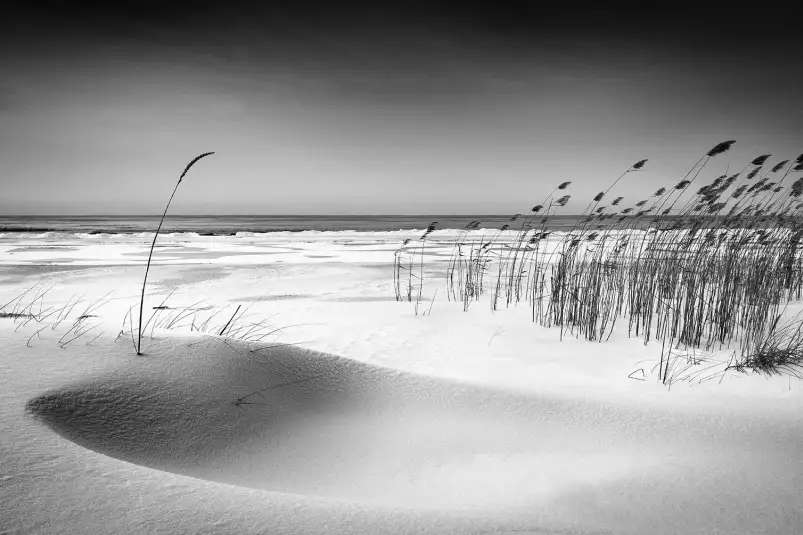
[0,213,699,235]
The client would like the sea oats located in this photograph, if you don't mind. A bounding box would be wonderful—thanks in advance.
[771,160,789,173]
[632,159,648,170]
[706,140,736,157]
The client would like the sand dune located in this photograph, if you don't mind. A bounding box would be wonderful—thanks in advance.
[3,232,802,534]
[28,337,642,508]
[20,334,802,533]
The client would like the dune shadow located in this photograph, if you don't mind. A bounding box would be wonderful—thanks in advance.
[24,342,700,511]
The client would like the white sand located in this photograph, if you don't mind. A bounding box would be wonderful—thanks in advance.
[1,231,801,534]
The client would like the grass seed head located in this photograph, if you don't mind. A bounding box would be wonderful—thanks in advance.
[707,140,736,157]
[675,180,691,189]
[751,154,771,166]
[632,159,648,170]
[708,202,726,213]
[771,160,789,172]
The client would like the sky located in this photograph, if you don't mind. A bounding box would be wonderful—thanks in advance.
[1,2,802,215]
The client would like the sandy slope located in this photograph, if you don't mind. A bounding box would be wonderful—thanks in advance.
[1,232,802,534]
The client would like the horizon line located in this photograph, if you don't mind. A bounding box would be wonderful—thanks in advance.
[0,213,684,218]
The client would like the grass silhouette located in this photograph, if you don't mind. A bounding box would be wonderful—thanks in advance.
[136,152,214,355]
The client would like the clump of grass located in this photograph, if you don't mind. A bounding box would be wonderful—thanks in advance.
[141,296,283,343]
[393,238,411,302]
[395,140,803,380]
[0,283,54,323]
[729,312,803,378]
[415,222,438,315]
[393,222,438,312]
[0,285,116,346]
[136,152,214,355]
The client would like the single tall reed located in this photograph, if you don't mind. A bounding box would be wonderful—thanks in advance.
[136,152,214,355]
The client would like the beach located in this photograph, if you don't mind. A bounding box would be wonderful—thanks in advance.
[1,228,801,534]
[4,0,803,531]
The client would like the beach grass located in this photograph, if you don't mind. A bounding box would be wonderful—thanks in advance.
[403,142,803,380]
[136,152,214,355]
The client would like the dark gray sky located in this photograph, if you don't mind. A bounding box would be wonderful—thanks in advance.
[1,2,801,215]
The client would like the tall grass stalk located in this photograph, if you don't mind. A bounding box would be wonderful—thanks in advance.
[136,152,214,355]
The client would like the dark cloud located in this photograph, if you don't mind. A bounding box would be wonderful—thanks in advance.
[5,1,801,45]
[1,1,801,215]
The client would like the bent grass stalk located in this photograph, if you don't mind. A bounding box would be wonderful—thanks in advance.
[136,152,214,355]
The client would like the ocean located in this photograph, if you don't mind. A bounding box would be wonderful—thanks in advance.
[0,214,594,235]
